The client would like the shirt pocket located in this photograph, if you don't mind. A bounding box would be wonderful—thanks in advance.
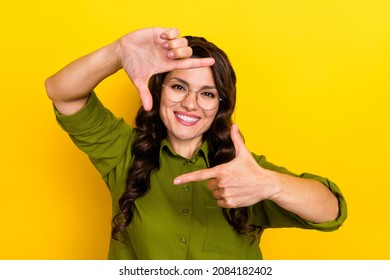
[203,199,246,257]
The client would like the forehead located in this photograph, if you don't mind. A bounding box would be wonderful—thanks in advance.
[164,67,215,86]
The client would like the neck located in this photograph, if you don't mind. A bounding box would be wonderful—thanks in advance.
[168,137,203,159]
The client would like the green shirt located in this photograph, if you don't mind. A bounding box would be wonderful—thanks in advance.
[55,92,347,260]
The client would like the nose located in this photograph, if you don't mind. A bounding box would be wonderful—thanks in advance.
[180,90,199,110]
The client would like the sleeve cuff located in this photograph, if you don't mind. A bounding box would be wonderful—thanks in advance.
[299,173,348,231]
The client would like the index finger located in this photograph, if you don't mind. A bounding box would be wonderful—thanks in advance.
[172,57,215,69]
[174,167,218,185]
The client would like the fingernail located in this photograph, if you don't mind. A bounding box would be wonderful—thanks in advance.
[162,42,169,49]
[167,51,174,59]
[173,178,181,185]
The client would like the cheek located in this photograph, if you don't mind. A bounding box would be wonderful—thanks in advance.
[159,98,175,124]
[159,103,168,126]
[204,110,219,128]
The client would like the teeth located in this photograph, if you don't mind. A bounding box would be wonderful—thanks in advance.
[176,114,198,123]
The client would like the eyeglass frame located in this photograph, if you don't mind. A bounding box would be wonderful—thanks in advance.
[161,79,222,111]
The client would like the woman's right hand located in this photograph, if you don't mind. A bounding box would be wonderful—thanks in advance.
[118,28,215,111]
[46,27,214,115]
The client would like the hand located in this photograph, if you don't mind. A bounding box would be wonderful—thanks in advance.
[118,28,215,111]
[174,124,278,208]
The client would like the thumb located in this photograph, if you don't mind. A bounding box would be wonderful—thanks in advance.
[134,79,153,111]
[231,123,246,157]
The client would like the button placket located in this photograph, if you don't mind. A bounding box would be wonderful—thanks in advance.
[174,159,193,258]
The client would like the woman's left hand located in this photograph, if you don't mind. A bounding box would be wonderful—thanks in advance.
[174,124,278,208]
[119,28,215,111]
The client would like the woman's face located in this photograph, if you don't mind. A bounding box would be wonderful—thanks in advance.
[159,67,219,149]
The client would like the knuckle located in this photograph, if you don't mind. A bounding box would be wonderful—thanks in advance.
[171,47,192,60]
[218,187,227,196]
[169,38,188,49]
[223,199,238,209]
[217,178,230,189]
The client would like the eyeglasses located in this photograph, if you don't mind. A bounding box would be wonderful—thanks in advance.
[162,79,221,111]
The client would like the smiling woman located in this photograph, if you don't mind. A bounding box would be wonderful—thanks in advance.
[159,67,220,156]
[45,27,346,260]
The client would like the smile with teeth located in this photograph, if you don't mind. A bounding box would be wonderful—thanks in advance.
[175,112,200,124]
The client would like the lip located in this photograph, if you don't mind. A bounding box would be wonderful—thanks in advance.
[174,111,201,126]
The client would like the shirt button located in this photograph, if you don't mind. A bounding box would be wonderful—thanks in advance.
[183,186,189,192]
[180,237,187,245]
[182,208,189,215]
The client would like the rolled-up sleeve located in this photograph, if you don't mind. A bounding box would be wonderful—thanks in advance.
[253,154,347,231]
[54,92,135,179]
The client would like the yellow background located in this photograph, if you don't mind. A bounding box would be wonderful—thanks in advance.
[1,0,389,259]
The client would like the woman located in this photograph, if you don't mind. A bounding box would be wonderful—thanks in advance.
[45,28,347,259]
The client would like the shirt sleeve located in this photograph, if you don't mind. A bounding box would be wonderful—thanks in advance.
[54,92,135,179]
[252,154,347,232]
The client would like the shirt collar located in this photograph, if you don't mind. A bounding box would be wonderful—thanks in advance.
[160,139,210,167]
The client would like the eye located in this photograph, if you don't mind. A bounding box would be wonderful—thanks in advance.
[170,83,187,92]
[199,90,217,99]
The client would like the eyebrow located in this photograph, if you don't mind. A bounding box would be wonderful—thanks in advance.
[168,77,217,91]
